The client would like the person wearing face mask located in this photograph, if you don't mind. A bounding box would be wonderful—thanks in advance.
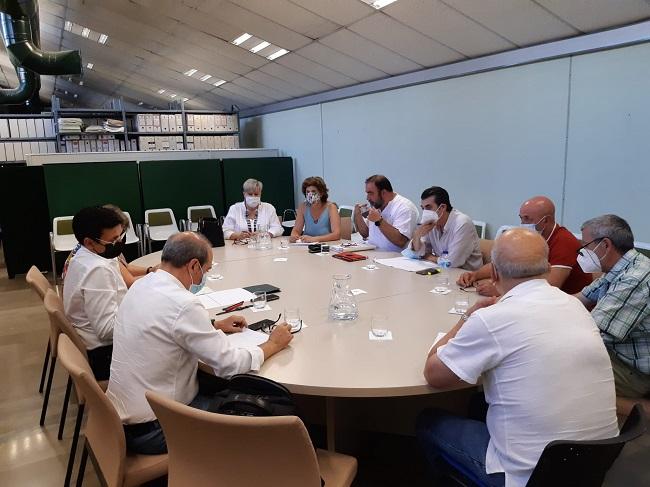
[573,214,650,416]
[222,178,283,240]
[458,196,591,296]
[290,176,341,243]
[107,232,294,454]
[352,174,419,252]
[402,186,482,270]
[419,228,618,487]
[63,206,129,380]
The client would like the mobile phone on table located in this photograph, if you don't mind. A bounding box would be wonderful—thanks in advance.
[416,267,440,276]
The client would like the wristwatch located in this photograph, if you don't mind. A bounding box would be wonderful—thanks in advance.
[461,313,470,322]
[374,217,382,227]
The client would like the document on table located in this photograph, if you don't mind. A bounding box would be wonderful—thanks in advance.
[374,256,438,272]
[227,328,268,348]
[198,288,256,309]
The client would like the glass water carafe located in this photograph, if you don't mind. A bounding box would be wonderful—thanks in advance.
[256,224,272,250]
[328,274,358,320]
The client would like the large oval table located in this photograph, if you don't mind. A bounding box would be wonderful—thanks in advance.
[133,241,477,449]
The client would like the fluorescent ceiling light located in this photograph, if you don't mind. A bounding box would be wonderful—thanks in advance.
[64,21,72,32]
[73,94,78,98]
[232,33,252,45]
[360,0,398,8]
[86,62,94,69]
[182,97,189,102]
[200,74,212,82]
[184,68,197,76]
[98,34,108,44]
[138,101,143,106]
[81,27,90,38]
[170,94,177,98]
[157,89,166,94]
[213,79,226,87]
[250,41,270,53]
[267,48,289,61]
[79,81,84,86]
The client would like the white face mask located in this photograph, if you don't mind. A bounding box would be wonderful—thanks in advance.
[577,240,604,273]
[420,206,443,225]
[245,195,260,208]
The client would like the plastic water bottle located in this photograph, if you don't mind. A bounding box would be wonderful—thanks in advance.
[438,250,451,271]
[435,250,451,292]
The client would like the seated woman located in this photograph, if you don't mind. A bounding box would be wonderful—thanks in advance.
[223,178,283,240]
[290,176,341,243]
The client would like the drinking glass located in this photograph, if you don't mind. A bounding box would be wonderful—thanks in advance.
[370,314,389,338]
[454,291,470,314]
[284,307,301,332]
[280,238,289,250]
[433,274,450,293]
[253,291,267,310]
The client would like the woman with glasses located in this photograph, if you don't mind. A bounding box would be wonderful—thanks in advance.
[223,178,283,241]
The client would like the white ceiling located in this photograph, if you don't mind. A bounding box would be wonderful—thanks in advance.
[0,0,649,110]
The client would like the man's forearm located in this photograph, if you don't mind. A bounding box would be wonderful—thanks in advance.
[354,214,369,238]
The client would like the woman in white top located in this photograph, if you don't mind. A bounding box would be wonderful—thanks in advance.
[222,178,283,240]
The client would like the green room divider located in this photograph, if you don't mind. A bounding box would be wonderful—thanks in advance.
[139,159,224,222]
[222,157,294,215]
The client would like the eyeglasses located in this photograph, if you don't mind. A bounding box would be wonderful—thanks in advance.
[577,238,603,255]
[260,313,302,334]
[93,231,126,246]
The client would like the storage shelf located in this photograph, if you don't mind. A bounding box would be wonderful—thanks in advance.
[0,137,57,142]
[128,132,184,136]
[186,131,238,135]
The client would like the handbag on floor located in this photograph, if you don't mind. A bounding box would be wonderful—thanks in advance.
[209,374,296,417]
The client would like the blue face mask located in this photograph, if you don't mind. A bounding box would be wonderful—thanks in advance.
[189,262,207,294]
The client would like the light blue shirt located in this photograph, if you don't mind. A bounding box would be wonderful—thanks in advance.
[304,203,332,237]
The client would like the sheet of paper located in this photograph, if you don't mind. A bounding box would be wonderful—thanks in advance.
[227,328,268,348]
[369,331,393,341]
[199,288,256,309]
[273,257,288,262]
[374,256,438,272]
[194,286,215,296]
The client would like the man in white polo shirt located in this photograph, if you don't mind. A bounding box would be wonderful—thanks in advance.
[418,228,618,487]
[107,232,293,454]
[63,206,128,380]
[352,174,418,252]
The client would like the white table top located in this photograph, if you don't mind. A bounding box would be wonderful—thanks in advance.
[133,242,477,398]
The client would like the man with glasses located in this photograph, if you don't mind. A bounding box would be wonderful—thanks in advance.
[63,206,129,379]
[574,214,650,415]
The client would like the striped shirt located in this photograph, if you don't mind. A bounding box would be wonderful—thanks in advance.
[582,249,650,375]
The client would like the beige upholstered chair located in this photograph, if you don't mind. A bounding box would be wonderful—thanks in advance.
[26,266,55,396]
[61,338,167,486]
[146,391,357,487]
[340,216,353,241]
[479,239,494,265]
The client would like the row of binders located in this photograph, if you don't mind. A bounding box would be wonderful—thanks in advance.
[186,114,238,133]
[137,135,240,151]
[133,113,238,133]
[0,118,56,139]
[0,141,57,161]
[61,134,135,153]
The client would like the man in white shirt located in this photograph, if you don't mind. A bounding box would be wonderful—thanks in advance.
[63,206,128,380]
[404,186,482,270]
[419,228,618,487]
[352,174,418,252]
[107,232,293,454]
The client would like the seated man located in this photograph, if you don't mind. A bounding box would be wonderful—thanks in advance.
[419,228,618,487]
[574,214,650,415]
[403,186,482,270]
[107,232,293,455]
[458,196,591,295]
[63,206,128,380]
[352,174,418,252]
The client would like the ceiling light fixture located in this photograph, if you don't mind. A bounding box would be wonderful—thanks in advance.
[170,94,177,98]
[250,41,270,53]
[360,0,398,8]
[98,34,108,44]
[81,27,90,38]
[267,48,289,61]
[64,21,72,32]
[213,79,226,87]
[62,21,109,45]
[138,101,144,106]
[86,62,94,69]
[232,32,252,45]
[79,81,84,86]
[182,97,189,102]
[184,68,197,76]
[200,74,212,82]
[157,89,166,94]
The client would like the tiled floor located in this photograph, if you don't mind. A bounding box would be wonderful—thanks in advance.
[0,254,648,486]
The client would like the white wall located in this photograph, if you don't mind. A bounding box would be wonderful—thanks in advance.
[241,42,650,242]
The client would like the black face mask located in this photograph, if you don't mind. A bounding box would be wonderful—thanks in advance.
[94,235,126,259]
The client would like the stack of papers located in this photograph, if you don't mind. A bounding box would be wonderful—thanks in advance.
[58,118,83,133]
[227,328,268,348]
[374,256,438,272]
[103,118,125,133]
[197,288,256,310]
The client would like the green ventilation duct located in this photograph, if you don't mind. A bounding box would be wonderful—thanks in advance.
[0,0,82,105]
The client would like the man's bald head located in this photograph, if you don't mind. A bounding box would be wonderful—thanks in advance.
[519,196,556,223]
[492,228,549,279]
[161,232,212,268]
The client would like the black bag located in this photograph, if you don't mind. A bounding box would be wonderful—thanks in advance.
[197,217,225,248]
[210,374,296,417]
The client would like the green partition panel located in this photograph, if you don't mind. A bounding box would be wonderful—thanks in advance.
[43,161,142,223]
[139,159,224,222]
[222,157,294,214]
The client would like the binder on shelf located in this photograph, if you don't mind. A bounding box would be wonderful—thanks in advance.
[8,119,18,138]
[0,144,6,161]
[175,113,183,132]
[17,119,27,138]
[5,142,15,160]
[161,114,169,132]
[30,141,39,154]
[35,119,45,138]
[0,119,9,138]
[153,115,161,133]
[47,141,57,153]
[44,119,55,137]
[38,141,48,153]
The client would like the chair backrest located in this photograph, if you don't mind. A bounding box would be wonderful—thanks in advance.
[145,208,177,228]
[53,216,74,237]
[146,391,323,487]
[43,289,88,360]
[73,367,127,487]
[635,241,650,258]
[340,216,352,241]
[121,211,139,244]
[57,334,95,405]
[187,205,216,223]
[526,404,646,486]
[338,205,354,218]
[26,265,52,300]
[473,220,486,239]
[479,239,494,265]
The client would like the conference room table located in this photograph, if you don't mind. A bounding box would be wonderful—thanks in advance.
[133,241,479,450]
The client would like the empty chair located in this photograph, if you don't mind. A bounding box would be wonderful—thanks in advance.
[121,211,140,255]
[50,216,76,283]
[187,205,216,231]
[26,266,55,394]
[146,390,357,487]
[338,205,354,219]
[340,217,353,241]
[144,208,178,253]
[65,350,167,487]
[473,220,487,239]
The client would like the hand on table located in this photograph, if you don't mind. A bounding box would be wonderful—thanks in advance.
[457,271,477,288]
[215,315,247,333]
[269,323,293,348]
[476,281,499,297]
[300,235,318,243]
